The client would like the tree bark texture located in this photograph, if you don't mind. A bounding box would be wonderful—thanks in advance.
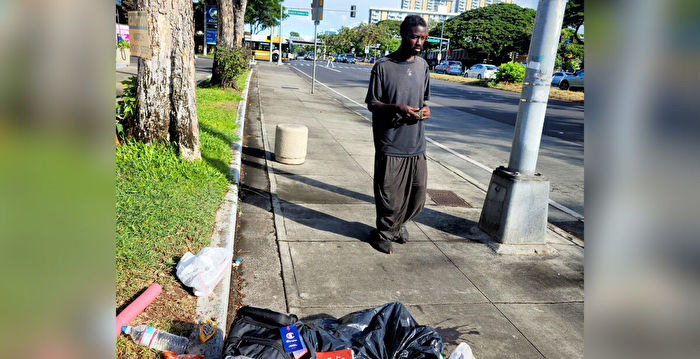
[134,0,201,160]
[211,0,235,85]
[233,0,248,47]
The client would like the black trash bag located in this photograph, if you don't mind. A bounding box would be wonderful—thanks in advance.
[300,302,443,359]
[223,302,443,359]
[222,305,299,359]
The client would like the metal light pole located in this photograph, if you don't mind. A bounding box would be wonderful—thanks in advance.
[203,7,207,56]
[477,0,567,249]
[269,24,274,62]
[438,20,444,62]
[312,20,318,93]
[278,3,283,65]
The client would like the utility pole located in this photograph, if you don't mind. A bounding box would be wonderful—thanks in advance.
[477,0,567,250]
[203,6,207,56]
[438,20,444,62]
[312,21,318,93]
[278,3,283,65]
[311,0,324,94]
[269,24,274,62]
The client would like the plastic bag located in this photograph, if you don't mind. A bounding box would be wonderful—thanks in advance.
[448,342,474,359]
[176,247,232,296]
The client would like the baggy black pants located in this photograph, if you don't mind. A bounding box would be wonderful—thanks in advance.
[373,153,427,241]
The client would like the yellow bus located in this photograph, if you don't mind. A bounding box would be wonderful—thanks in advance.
[244,34,294,61]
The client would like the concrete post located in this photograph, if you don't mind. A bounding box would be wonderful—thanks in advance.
[477,0,566,250]
[274,124,308,164]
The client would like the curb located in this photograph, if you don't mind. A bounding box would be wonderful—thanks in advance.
[189,69,254,359]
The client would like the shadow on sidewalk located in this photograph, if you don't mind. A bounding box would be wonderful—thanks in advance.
[241,154,479,241]
[240,182,373,243]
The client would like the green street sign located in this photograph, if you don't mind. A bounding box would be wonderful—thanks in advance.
[427,38,440,43]
[288,9,309,16]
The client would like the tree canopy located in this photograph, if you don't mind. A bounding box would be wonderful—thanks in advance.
[318,22,401,58]
[563,0,584,44]
[245,0,285,34]
[429,3,536,63]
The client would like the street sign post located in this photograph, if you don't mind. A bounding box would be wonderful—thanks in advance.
[427,38,440,43]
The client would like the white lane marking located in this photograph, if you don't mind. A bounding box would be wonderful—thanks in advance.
[289,66,585,221]
[425,137,492,172]
[322,66,341,72]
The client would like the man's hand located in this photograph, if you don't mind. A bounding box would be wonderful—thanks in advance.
[417,105,430,121]
[395,104,421,119]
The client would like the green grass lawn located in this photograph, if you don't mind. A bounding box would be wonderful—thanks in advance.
[116,71,248,358]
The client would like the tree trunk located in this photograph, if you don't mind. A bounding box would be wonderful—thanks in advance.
[211,0,235,85]
[134,0,201,160]
[233,0,249,47]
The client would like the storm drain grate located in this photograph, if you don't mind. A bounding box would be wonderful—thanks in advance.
[427,189,472,207]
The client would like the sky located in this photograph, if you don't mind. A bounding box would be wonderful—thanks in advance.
[269,0,540,40]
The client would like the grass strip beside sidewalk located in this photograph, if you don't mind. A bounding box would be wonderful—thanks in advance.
[116,71,248,358]
[430,72,584,103]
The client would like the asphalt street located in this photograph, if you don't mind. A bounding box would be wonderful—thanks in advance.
[285,59,584,239]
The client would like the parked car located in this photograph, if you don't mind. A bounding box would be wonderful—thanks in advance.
[335,54,345,62]
[463,64,498,79]
[343,54,356,64]
[304,52,315,61]
[551,71,572,86]
[434,60,463,75]
[559,69,584,90]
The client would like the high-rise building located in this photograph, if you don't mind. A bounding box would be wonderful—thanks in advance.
[369,7,458,26]
[456,0,513,13]
[404,0,512,13]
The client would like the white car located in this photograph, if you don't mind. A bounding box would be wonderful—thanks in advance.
[551,71,572,86]
[559,69,584,90]
[463,64,498,79]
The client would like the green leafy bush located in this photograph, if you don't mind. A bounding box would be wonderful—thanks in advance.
[116,76,137,140]
[214,46,251,88]
[494,62,526,84]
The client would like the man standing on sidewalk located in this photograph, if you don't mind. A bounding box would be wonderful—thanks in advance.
[364,15,431,254]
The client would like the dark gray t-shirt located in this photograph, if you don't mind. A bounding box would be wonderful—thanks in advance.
[364,53,430,156]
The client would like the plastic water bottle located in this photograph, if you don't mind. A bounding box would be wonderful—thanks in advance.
[122,325,189,353]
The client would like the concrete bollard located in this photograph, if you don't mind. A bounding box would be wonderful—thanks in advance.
[274,123,308,164]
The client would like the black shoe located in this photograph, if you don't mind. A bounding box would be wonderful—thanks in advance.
[394,226,409,244]
[370,230,393,254]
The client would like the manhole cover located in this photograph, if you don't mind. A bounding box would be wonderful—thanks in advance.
[427,189,471,207]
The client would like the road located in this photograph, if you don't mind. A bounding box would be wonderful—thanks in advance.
[286,59,584,239]
[116,56,213,94]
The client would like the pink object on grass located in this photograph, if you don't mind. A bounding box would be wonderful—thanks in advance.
[116,283,162,337]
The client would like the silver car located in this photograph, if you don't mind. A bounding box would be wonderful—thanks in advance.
[464,64,498,79]
[551,71,572,86]
[559,69,584,90]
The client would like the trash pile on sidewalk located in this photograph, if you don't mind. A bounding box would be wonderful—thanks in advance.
[117,247,237,357]
[222,302,473,359]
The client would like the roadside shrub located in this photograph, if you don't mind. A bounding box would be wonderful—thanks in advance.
[494,62,526,84]
[116,76,137,141]
[213,45,251,89]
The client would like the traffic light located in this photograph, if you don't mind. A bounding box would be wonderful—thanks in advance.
[350,5,356,18]
[311,0,324,22]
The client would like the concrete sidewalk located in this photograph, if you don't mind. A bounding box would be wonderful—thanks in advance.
[235,62,583,358]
